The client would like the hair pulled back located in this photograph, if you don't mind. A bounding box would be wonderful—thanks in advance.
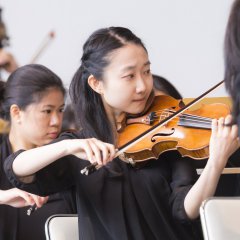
[70,27,146,143]
[0,64,65,121]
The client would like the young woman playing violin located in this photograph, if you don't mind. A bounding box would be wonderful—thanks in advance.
[4,27,239,240]
[0,64,76,240]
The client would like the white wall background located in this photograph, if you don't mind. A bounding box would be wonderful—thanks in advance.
[0,0,235,98]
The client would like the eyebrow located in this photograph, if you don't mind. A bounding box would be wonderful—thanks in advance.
[42,104,65,108]
[121,61,151,72]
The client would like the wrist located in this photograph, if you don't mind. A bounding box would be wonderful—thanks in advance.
[60,139,72,156]
[205,157,226,174]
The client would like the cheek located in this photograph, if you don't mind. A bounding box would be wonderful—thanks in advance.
[27,122,45,135]
[25,115,48,132]
[104,86,133,108]
[58,114,64,124]
[145,76,153,92]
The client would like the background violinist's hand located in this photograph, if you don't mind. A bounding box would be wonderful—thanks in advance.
[0,188,48,208]
[209,115,240,171]
[65,138,116,166]
[0,49,18,73]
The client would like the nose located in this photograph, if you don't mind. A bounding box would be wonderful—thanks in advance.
[50,112,62,127]
[136,75,147,94]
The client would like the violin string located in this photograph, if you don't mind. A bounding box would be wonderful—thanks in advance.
[153,116,212,124]
[153,109,213,123]
[151,119,211,125]
[154,118,212,128]
[154,109,213,121]
[147,109,213,129]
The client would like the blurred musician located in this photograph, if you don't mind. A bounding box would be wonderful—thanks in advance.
[0,8,18,78]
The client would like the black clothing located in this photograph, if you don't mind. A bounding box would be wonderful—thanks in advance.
[0,133,4,145]
[5,131,202,240]
[0,134,76,240]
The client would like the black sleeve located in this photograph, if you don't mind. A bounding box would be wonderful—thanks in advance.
[168,153,198,223]
[4,131,82,196]
[4,149,76,196]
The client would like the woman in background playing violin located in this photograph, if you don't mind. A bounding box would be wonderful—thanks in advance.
[4,27,239,240]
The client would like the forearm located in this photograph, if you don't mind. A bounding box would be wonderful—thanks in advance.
[12,137,116,179]
[13,140,69,177]
[184,116,239,219]
[184,158,223,219]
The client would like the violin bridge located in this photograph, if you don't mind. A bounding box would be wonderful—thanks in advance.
[141,112,156,125]
[126,112,156,125]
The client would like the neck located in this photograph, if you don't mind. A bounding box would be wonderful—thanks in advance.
[101,97,124,145]
[9,126,36,152]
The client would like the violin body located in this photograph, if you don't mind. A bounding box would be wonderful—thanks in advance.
[118,95,230,162]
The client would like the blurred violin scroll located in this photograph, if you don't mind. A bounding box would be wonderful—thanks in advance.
[29,30,55,64]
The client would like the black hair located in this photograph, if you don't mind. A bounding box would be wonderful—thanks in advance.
[69,27,147,144]
[0,64,65,121]
[62,104,78,132]
[224,0,240,124]
[0,80,5,103]
[152,74,182,99]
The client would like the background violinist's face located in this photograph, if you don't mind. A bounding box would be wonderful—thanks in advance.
[17,89,64,147]
[100,44,153,115]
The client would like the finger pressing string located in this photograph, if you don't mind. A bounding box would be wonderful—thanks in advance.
[223,115,233,126]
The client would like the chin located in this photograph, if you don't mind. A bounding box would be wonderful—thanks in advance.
[43,139,53,145]
[127,106,145,115]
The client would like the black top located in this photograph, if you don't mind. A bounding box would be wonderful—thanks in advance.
[5,131,202,240]
[0,134,76,240]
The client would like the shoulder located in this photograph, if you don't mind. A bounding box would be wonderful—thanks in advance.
[60,130,84,139]
[50,130,84,144]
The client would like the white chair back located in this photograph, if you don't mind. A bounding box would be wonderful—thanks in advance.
[45,214,79,240]
[200,197,240,240]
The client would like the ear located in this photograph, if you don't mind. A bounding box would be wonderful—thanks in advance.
[10,104,21,123]
[87,74,103,94]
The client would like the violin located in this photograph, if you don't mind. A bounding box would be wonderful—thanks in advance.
[117,94,230,163]
[81,80,230,175]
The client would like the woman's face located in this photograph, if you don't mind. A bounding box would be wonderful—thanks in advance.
[100,44,153,116]
[18,88,64,146]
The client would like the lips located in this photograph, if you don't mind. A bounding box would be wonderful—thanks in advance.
[133,97,145,102]
[48,132,59,139]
